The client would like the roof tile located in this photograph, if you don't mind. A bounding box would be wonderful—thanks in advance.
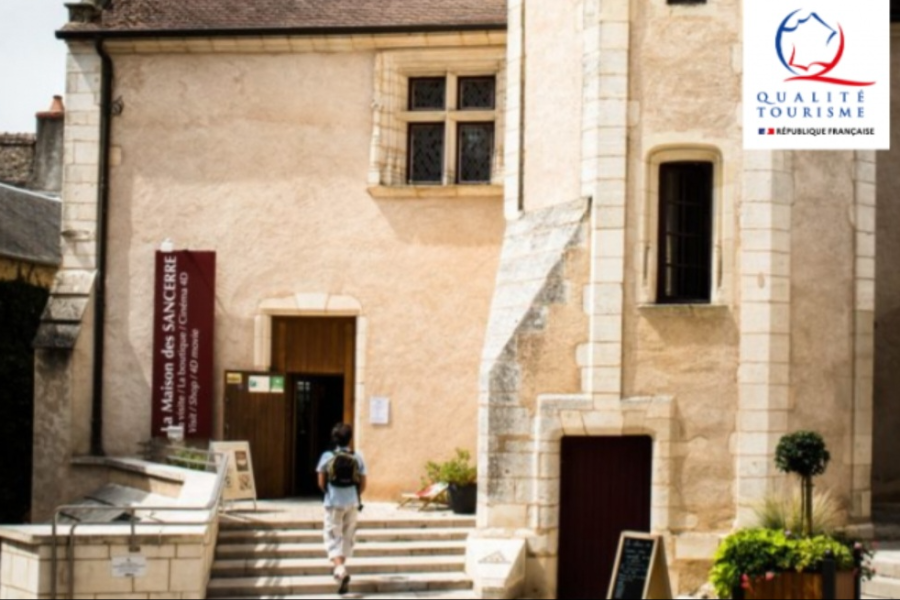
[62,0,507,35]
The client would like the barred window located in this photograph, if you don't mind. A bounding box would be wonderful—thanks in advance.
[408,124,445,184]
[409,78,446,111]
[457,124,494,183]
[657,162,714,304]
[405,75,497,185]
[459,77,496,110]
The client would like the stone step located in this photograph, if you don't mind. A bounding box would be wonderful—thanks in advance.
[214,592,476,600]
[216,540,467,560]
[218,527,472,545]
[212,555,466,578]
[206,571,474,598]
[862,575,900,599]
[871,553,900,579]
[219,518,475,532]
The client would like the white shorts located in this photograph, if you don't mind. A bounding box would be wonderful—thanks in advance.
[323,505,359,560]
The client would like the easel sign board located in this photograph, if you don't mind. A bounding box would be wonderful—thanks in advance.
[210,441,258,503]
[607,532,673,599]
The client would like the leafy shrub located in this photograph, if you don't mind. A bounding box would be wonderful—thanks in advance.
[710,529,856,599]
[775,431,831,479]
[425,449,477,487]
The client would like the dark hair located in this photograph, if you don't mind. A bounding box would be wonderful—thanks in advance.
[332,423,353,447]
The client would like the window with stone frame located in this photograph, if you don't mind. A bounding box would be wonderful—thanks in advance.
[656,161,714,304]
[367,48,505,191]
[406,76,496,185]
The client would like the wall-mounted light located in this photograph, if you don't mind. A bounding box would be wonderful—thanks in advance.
[160,238,175,252]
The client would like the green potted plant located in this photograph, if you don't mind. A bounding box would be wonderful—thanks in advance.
[709,431,873,600]
[775,431,831,538]
[426,449,477,515]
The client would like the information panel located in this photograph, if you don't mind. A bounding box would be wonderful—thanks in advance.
[151,250,216,439]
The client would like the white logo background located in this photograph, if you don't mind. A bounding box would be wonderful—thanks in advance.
[744,0,889,150]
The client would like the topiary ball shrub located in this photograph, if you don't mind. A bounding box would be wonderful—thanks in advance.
[775,431,831,479]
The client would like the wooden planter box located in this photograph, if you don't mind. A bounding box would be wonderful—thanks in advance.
[735,572,857,600]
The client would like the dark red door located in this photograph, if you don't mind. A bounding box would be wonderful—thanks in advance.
[558,436,653,599]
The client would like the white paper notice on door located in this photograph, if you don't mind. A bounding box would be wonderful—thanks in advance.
[248,375,271,393]
[370,397,390,425]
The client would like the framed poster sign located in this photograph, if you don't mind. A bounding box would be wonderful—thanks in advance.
[210,441,258,503]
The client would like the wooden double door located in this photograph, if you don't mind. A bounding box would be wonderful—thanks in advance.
[557,436,654,600]
[224,317,356,499]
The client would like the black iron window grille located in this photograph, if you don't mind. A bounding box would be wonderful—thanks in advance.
[657,162,714,304]
[408,123,445,184]
[458,123,494,183]
[409,78,447,111]
[459,77,496,110]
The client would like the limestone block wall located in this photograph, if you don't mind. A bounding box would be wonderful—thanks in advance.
[0,524,217,599]
[31,39,103,518]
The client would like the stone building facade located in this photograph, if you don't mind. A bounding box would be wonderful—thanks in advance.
[30,0,900,597]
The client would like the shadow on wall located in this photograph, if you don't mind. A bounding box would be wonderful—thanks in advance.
[373,197,505,248]
[0,279,49,523]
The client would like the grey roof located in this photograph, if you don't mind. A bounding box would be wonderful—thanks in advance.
[59,0,507,37]
[0,182,62,266]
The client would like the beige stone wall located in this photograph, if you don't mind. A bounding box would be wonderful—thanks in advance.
[624,0,743,536]
[522,0,584,211]
[99,49,504,501]
[873,29,900,501]
[0,525,217,599]
[789,151,857,508]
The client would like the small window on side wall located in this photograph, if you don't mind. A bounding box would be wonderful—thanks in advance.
[657,162,713,304]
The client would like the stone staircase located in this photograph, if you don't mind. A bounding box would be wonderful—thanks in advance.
[862,542,900,599]
[206,514,477,599]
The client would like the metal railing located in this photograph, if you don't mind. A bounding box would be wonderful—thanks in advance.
[49,448,230,600]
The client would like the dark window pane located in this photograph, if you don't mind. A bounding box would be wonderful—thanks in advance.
[459,77,496,110]
[409,78,446,111]
[408,123,445,183]
[457,123,494,184]
[657,162,713,304]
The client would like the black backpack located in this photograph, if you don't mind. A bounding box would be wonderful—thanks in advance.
[327,449,361,489]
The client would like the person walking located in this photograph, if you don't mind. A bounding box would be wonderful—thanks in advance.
[317,423,367,595]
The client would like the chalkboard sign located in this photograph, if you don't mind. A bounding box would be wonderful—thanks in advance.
[607,532,672,599]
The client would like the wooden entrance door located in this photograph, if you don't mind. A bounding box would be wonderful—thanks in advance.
[272,317,356,496]
[271,317,356,425]
[223,372,290,499]
[558,436,653,600]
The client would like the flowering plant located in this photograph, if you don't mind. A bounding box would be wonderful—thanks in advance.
[709,529,875,599]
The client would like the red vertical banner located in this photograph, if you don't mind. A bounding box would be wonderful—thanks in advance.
[151,251,216,439]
